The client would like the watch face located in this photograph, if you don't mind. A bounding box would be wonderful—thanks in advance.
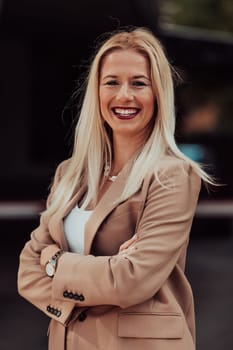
[46,262,55,277]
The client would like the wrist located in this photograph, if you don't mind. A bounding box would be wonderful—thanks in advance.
[40,244,61,267]
[45,250,64,278]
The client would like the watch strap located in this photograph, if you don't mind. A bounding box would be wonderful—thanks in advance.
[50,249,64,262]
[46,249,64,277]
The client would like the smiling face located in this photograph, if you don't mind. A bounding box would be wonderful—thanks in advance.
[99,49,155,143]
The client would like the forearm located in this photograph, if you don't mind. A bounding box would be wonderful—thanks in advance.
[51,231,186,309]
[50,164,200,309]
[18,230,75,325]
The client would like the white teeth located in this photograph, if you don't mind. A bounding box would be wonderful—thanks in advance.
[114,108,138,115]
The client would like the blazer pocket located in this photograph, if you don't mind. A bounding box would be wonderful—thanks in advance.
[118,312,184,339]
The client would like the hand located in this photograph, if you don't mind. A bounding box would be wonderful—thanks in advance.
[40,244,61,267]
[119,234,138,253]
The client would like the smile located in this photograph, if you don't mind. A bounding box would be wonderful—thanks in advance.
[112,107,140,119]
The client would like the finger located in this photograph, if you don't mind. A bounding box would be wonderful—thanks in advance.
[119,234,138,252]
[119,238,134,251]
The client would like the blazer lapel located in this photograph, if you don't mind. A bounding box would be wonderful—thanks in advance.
[84,159,134,255]
[49,158,134,254]
[49,189,85,251]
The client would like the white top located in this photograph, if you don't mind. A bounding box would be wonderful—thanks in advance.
[63,205,93,254]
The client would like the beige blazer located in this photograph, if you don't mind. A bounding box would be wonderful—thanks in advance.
[18,154,201,350]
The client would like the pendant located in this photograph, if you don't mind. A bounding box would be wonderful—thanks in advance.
[108,175,117,182]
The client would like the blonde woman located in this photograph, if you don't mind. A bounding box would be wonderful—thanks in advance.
[18,27,211,350]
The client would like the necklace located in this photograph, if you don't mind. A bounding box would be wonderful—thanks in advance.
[104,164,119,182]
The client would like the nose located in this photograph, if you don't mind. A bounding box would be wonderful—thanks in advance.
[116,83,133,101]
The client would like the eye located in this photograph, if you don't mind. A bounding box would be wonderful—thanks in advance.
[104,80,118,86]
[132,80,147,87]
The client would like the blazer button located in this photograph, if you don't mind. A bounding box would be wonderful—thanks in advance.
[47,305,51,312]
[54,309,58,316]
[63,291,69,298]
[57,310,62,317]
[78,311,87,322]
[68,292,74,299]
[79,294,85,302]
[73,294,79,300]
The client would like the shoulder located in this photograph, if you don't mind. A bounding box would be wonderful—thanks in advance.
[54,158,71,179]
[159,153,199,177]
[149,154,201,192]
[158,154,192,175]
[48,158,71,191]
[139,154,202,220]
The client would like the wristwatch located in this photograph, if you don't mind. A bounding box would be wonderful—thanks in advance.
[45,250,64,277]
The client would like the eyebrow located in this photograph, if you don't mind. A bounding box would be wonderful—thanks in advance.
[102,74,151,81]
[133,75,151,81]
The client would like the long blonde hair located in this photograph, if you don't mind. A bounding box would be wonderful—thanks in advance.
[45,27,212,216]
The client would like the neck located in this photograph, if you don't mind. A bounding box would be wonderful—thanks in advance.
[110,134,144,175]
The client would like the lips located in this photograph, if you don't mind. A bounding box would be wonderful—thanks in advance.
[112,107,141,119]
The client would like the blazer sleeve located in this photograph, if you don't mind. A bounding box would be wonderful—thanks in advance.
[51,160,201,309]
[17,161,75,326]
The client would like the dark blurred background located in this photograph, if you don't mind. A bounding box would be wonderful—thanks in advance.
[0,0,233,349]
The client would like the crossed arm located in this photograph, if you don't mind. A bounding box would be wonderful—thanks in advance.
[18,160,201,325]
